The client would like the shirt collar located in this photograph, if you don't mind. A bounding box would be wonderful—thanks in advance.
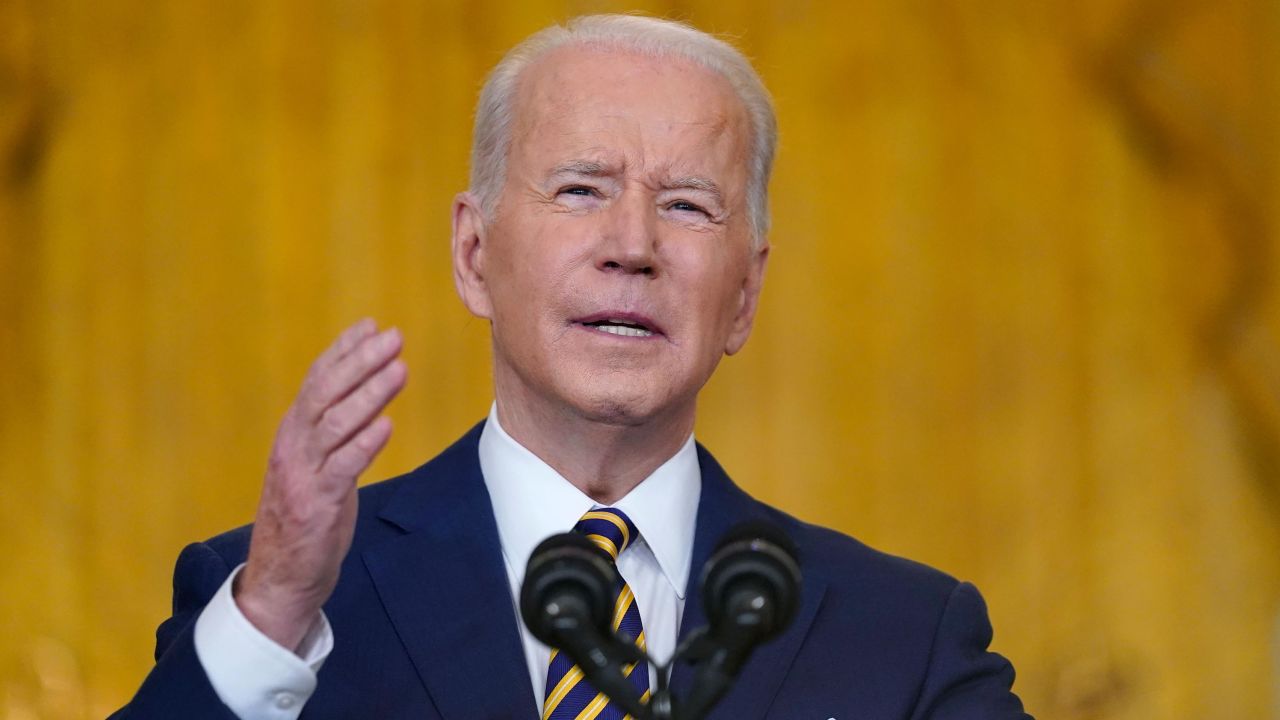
[479,403,700,599]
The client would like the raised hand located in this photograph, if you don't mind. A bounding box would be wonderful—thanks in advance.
[235,319,407,652]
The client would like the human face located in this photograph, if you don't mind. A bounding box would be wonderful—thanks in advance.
[453,46,768,427]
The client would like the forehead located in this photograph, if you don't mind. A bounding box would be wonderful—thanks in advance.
[509,45,751,181]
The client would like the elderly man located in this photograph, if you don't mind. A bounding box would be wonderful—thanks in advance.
[114,14,1030,720]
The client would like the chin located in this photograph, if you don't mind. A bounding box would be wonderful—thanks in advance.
[572,393,658,427]
[560,376,676,428]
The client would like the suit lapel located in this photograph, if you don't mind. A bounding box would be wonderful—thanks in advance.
[356,426,823,720]
[670,445,827,720]
[363,424,539,720]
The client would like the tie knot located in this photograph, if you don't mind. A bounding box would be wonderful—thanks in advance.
[573,507,638,562]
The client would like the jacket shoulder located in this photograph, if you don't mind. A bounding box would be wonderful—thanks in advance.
[761,506,962,620]
[799,517,955,590]
[763,513,1030,718]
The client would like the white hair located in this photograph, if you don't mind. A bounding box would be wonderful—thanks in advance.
[468,14,778,245]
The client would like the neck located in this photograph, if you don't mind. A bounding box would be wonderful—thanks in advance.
[493,382,694,506]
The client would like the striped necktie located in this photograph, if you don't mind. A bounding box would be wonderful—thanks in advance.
[542,508,651,720]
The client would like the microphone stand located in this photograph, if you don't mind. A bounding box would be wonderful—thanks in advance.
[570,628,685,720]
[588,622,763,720]
[553,621,651,719]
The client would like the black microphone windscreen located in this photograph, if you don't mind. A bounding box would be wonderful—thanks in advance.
[701,519,802,647]
[520,532,619,648]
[715,519,798,559]
[529,530,601,560]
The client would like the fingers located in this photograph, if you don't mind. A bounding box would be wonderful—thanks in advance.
[240,321,403,650]
[313,318,377,373]
[310,357,407,460]
[297,325,403,425]
[324,415,394,480]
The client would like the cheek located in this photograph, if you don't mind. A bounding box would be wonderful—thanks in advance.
[494,210,596,271]
[670,251,747,343]
[485,225,583,330]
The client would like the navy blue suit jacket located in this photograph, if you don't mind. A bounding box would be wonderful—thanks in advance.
[113,422,1031,719]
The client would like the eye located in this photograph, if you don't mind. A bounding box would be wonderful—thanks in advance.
[559,185,597,197]
[668,200,708,216]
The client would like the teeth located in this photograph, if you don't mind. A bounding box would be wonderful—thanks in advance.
[595,324,653,337]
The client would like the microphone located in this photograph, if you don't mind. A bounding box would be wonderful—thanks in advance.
[519,523,802,720]
[700,520,801,661]
[520,533,649,719]
[520,533,618,648]
[680,521,801,720]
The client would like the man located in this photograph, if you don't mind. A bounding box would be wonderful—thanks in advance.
[114,14,1031,720]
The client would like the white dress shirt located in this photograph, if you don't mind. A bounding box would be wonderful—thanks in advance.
[194,405,702,719]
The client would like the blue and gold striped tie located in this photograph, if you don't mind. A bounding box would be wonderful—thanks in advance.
[542,508,650,720]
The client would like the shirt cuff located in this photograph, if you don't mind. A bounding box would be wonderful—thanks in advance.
[193,563,334,720]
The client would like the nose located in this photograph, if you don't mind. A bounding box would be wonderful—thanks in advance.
[595,189,658,277]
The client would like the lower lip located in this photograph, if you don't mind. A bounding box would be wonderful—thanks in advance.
[575,323,664,341]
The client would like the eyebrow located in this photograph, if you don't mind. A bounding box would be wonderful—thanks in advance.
[547,160,613,178]
[665,176,724,206]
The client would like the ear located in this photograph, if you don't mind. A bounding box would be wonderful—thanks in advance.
[451,192,494,319]
[724,242,769,356]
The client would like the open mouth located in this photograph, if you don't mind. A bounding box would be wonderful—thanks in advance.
[575,314,661,338]
[582,319,654,338]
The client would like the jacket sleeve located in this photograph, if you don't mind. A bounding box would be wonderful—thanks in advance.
[107,542,242,720]
[908,581,1034,720]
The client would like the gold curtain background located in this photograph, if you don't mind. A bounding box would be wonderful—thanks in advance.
[2,1,1278,718]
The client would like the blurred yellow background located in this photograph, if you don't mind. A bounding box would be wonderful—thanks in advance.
[2,1,1278,718]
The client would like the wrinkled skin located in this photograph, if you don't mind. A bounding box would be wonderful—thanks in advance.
[237,45,769,650]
